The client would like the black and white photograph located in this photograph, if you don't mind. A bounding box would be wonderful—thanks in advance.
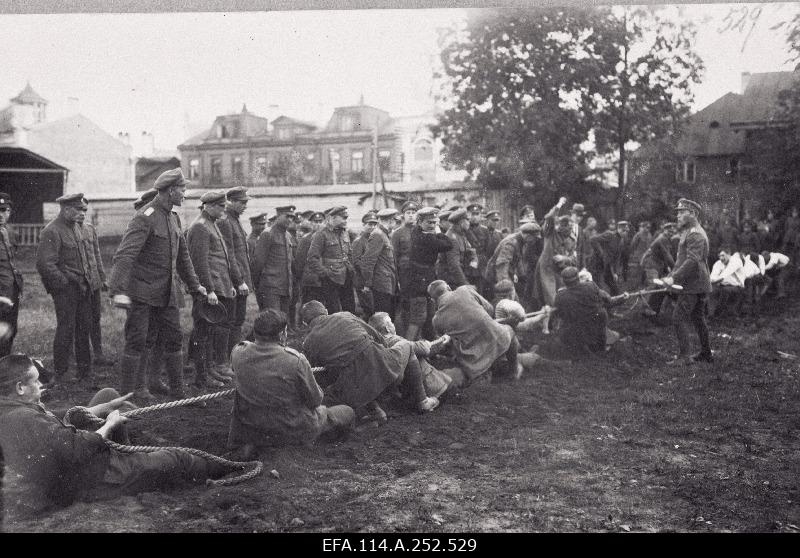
[0,0,798,535]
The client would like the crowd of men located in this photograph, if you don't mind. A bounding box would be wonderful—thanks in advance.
[0,166,797,516]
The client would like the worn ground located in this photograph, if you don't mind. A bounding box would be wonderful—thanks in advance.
[3,245,799,532]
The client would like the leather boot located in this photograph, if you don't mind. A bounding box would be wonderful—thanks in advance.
[147,347,170,395]
[163,350,186,399]
[133,353,155,403]
[118,351,140,396]
[227,324,243,360]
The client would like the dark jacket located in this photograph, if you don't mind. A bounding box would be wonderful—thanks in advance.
[407,226,452,297]
[187,211,236,298]
[109,196,201,307]
[465,223,490,277]
[217,208,252,290]
[351,231,371,290]
[641,232,675,273]
[0,397,110,512]
[669,223,712,294]
[294,231,321,288]
[307,224,353,286]
[359,225,397,295]
[554,281,613,353]
[84,223,107,290]
[0,225,23,297]
[485,232,526,285]
[391,222,415,282]
[436,227,475,288]
[252,224,294,297]
[36,215,100,295]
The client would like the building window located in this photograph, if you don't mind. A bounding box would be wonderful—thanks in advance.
[232,156,244,180]
[256,156,268,178]
[378,149,391,171]
[677,160,696,184]
[351,151,364,172]
[340,115,354,132]
[210,158,222,183]
[189,159,200,180]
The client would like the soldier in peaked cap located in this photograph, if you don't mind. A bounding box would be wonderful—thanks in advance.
[352,211,380,317]
[589,219,630,296]
[294,211,329,311]
[252,205,296,315]
[661,198,713,366]
[437,209,452,234]
[392,202,420,336]
[216,187,252,357]
[247,212,268,263]
[36,193,101,383]
[436,208,478,292]
[465,203,490,295]
[0,192,23,357]
[109,168,208,400]
[306,206,355,314]
[484,210,504,277]
[358,208,399,318]
[186,190,239,388]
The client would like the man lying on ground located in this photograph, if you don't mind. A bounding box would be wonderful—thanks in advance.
[227,309,355,454]
[0,354,228,519]
[300,301,439,424]
[428,280,521,383]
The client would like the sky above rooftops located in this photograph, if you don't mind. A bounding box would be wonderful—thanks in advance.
[0,4,796,152]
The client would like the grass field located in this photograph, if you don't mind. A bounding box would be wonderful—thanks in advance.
[3,246,799,532]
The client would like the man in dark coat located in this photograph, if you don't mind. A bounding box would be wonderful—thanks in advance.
[437,208,477,289]
[391,200,419,337]
[641,222,677,316]
[484,222,541,299]
[589,220,631,296]
[660,198,713,365]
[359,207,398,317]
[533,197,577,307]
[252,205,296,314]
[83,218,115,367]
[306,206,355,314]
[351,211,379,317]
[0,192,23,358]
[464,203,489,290]
[109,168,208,399]
[36,193,99,382]
[293,211,326,308]
[247,213,268,264]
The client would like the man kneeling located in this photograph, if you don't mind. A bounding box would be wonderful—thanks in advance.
[0,354,227,519]
[301,301,439,424]
[228,309,355,451]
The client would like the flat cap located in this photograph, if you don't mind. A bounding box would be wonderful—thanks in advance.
[153,168,188,190]
[561,266,580,283]
[401,200,420,212]
[377,207,399,219]
[133,189,158,210]
[362,211,379,224]
[571,203,585,214]
[466,203,483,213]
[417,207,440,219]
[56,192,88,207]
[448,208,469,223]
[275,205,296,215]
[674,198,702,213]
[486,211,500,219]
[520,222,542,234]
[200,191,226,205]
[0,192,12,207]
[249,212,268,224]
[226,186,250,202]
[326,206,348,218]
[309,211,326,222]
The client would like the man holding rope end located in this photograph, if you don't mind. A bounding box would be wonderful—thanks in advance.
[0,354,228,519]
[660,198,713,366]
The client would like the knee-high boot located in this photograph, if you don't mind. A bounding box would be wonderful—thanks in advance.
[118,351,140,396]
[164,350,186,399]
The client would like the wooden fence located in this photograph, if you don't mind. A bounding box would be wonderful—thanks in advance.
[11,223,44,246]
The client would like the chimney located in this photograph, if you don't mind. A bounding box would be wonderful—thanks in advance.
[141,131,155,157]
[117,132,130,146]
[742,72,751,94]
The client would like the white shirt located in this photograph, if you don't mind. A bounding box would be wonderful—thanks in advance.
[710,255,744,288]
[764,252,790,271]
[741,253,765,280]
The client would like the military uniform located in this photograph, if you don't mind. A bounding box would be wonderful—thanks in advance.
[217,191,252,353]
[306,216,355,314]
[228,341,354,448]
[109,169,202,397]
[406,214,452,340]
[484,231,528,287]
[36,196,99,379]
[294,225,323,305]
[465,221,489,287]
[83,222,112,364]
[589,229,626,295]
[437,221,476,289]
[252,211,295,314]
[0,193,23,357]
[359,211,398,317]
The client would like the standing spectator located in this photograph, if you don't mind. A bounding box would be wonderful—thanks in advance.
[359,208,399,318]
[351,211,379,318]
[738,219,761,255]
[109,169,207,400]
[588,221,631,296]
[83,218,115,367]
[640,222,677,316]
[391,201,419,336]
[484,222,541,298]
[628,221,653,288]
[532,197,577,307]
[484,211,504,276]
[464,203,490,291]
[252,205,296,314]
[718,215,740,253]
[36,194,96,383]
[569,203,589,270]
[781,207,800,262]
[0,193,23,358]
[246,213,268,264]
[306,206,355,314]
[293,211,326,309]
[436,208,477,289]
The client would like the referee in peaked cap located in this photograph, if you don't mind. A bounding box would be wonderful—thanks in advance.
[55,192,88,208]
[326,206,349,218]
[401,200,420,213]
[226,186,250,202]
[153,168,188,190]
[134,189,158,210]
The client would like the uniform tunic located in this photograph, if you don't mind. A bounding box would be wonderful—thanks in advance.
[407,226,452,298]
[0,223,23,356]
[436,227,475,288]
[252,224,294,298]
[186,211,235,298]
[360,225,397,295]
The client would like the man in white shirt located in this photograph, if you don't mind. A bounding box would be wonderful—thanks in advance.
[741,252,766,309]
[709,249,745,317]
[760,251,790,298]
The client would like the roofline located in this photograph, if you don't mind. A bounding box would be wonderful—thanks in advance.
[0,146,69,170]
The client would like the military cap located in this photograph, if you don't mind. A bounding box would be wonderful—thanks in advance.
[438,209,451,221]
[616,220,630,227]
[486,211,501,220]
[299,210,315,219]
[153,168,188,191]
[225,186,250,202]
[377,207,399,219]
[362,211,379,224]
[661,221,677,231]
[275,205,296,215]
[197,298,228,324]
[309,211,325,222]
[326,206,348,218]
[200,191,227,205]
[133,189,158,210]
[674,198,702,213]
[267,214,277,224]
[466,203,483,213]
[520,222,542,234]
[401,200,420,212]
[571,203,585,215]
[249,212,268,224]
[448,208,469,223]
[417,207,440,219]
[0,192,12,208]
[55,192,88,208]
[520,205,535,215]
[561,266,580,284]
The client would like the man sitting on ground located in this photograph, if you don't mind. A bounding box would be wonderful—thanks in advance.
[301,301,439,424]
[428,280,521,383]
[227,309,355,453]
[0,354,228,519]
[553,267,629,354]
[760,250,790,299]
[708,248,745,317]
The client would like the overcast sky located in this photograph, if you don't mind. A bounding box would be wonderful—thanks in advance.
[0,3,797,153]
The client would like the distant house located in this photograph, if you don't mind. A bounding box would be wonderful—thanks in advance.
[136,156,181,191]
[630,70,800,221]
[0,146,67,224]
